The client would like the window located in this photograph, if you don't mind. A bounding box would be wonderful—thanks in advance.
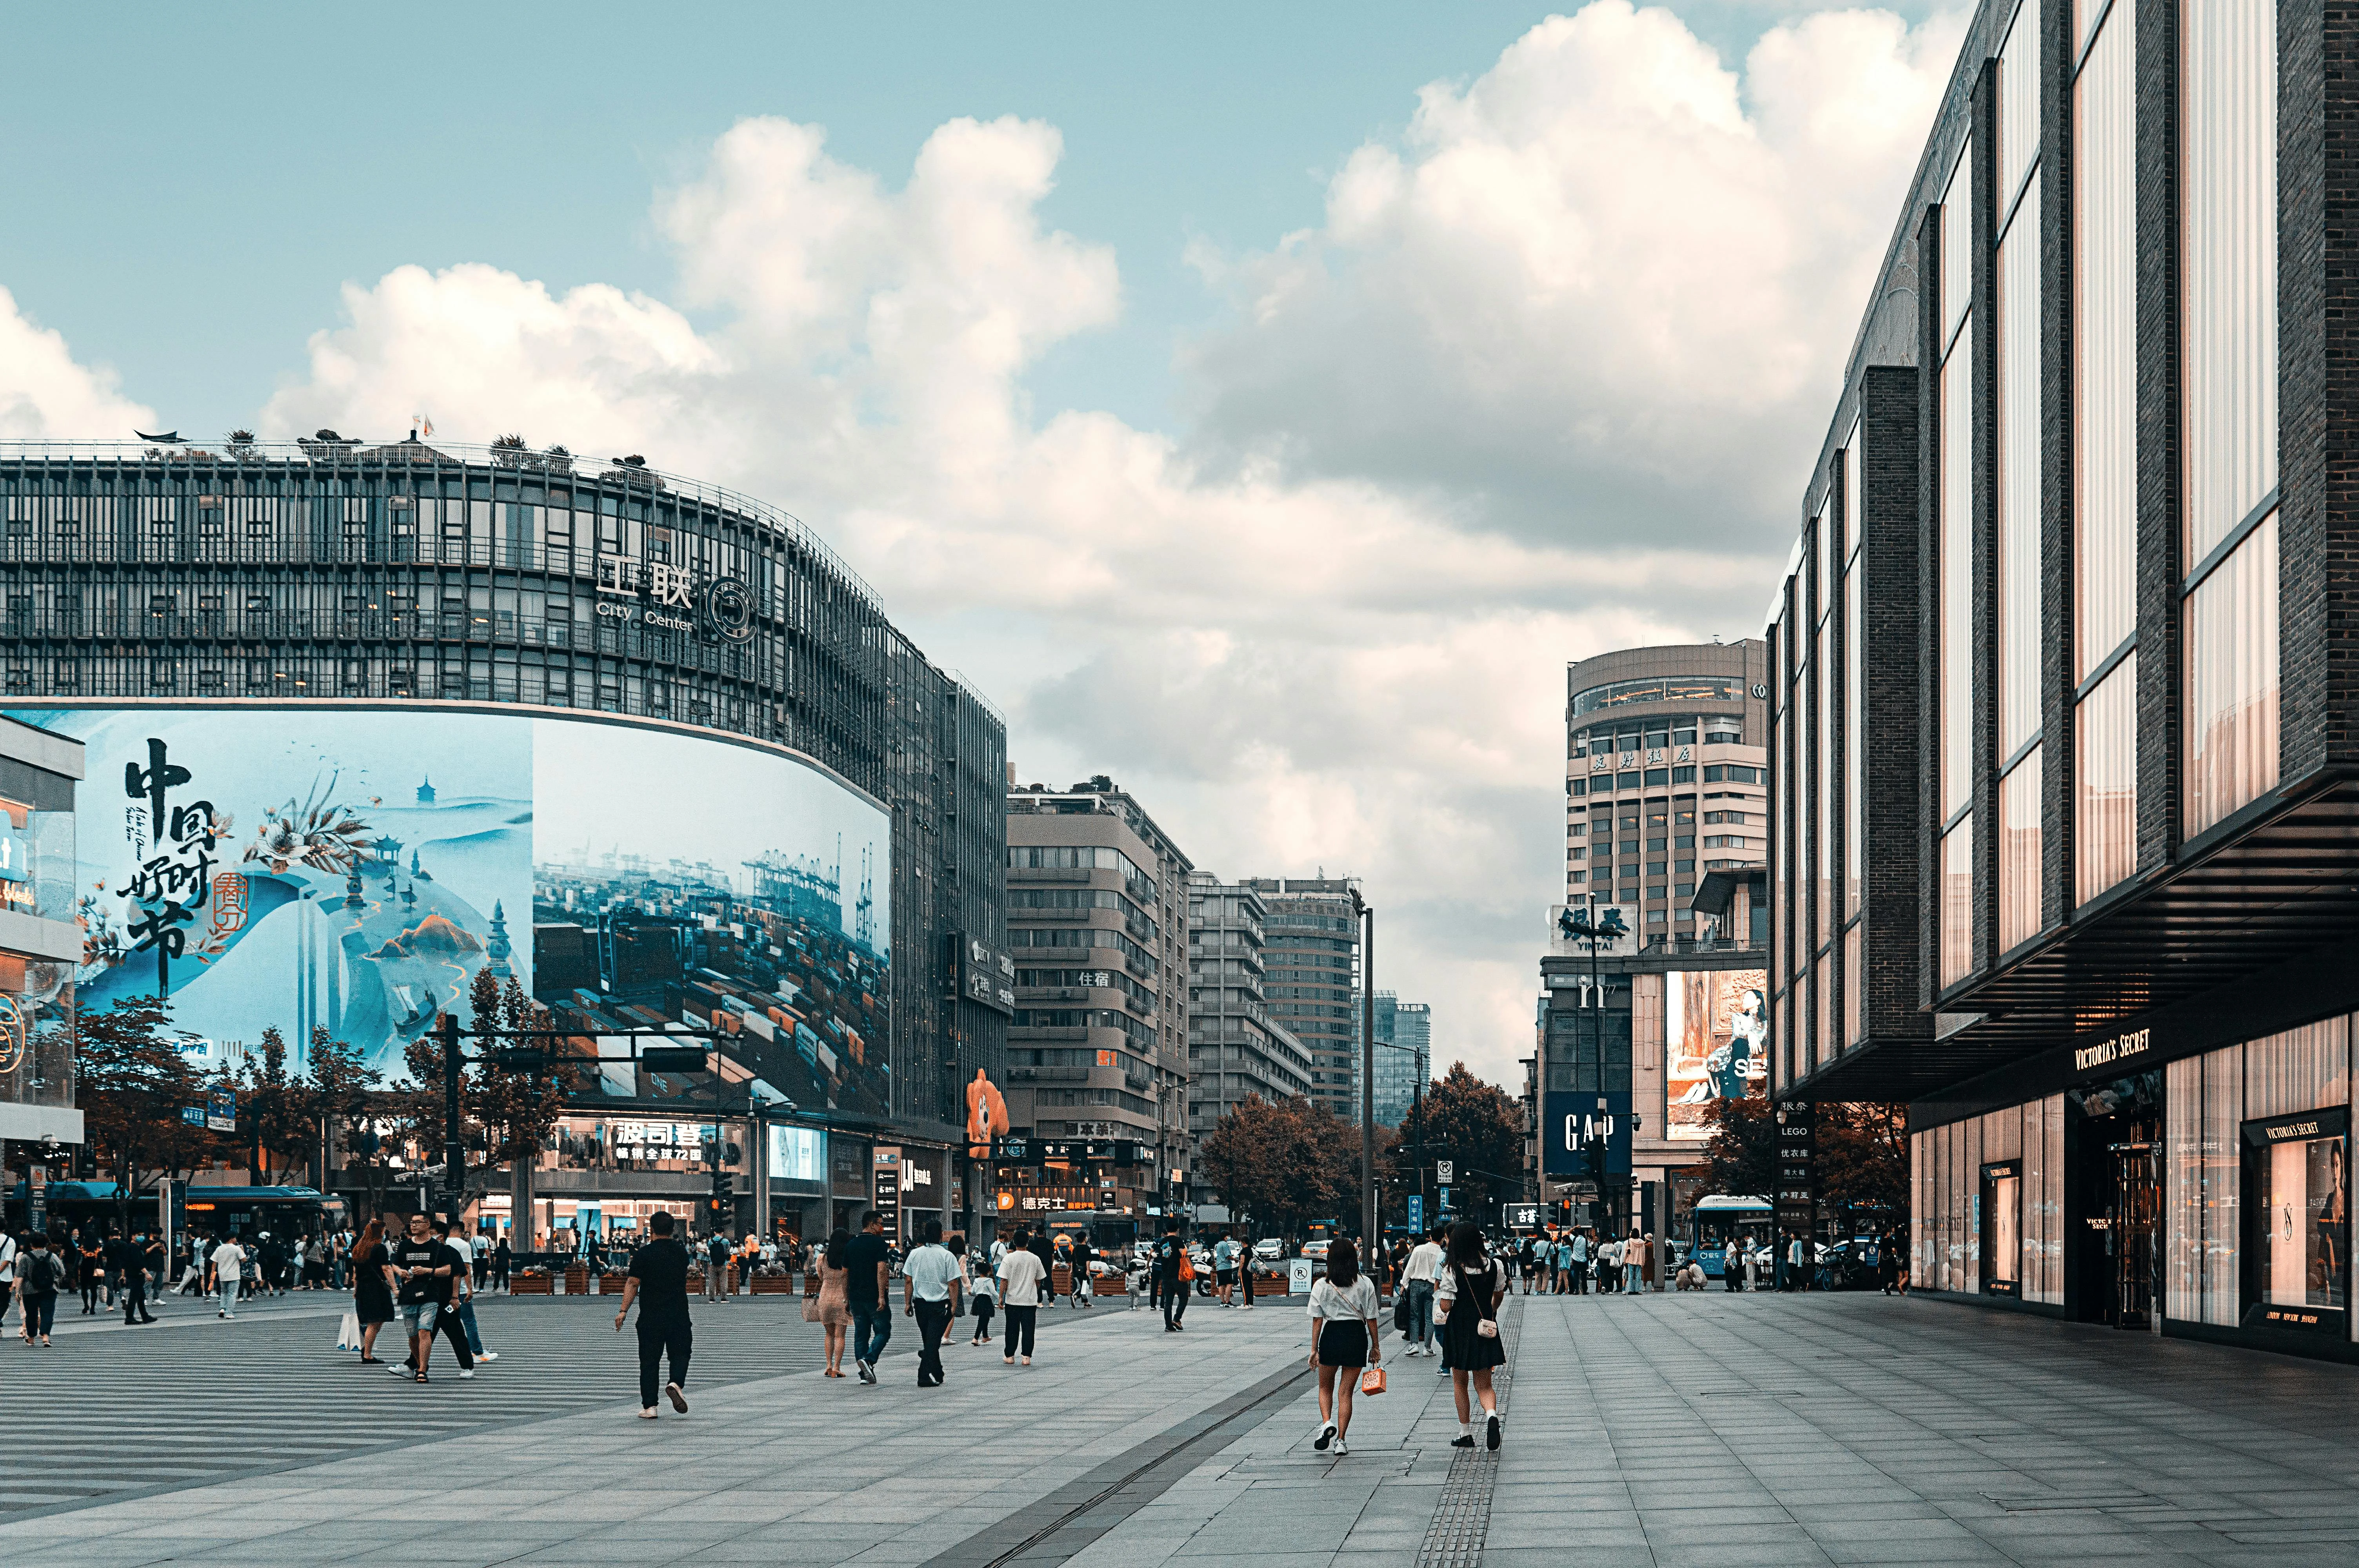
[2242,1107,2348,1330]
[2076,656,2138,903]
[1670,765,1696,784]
[2186,514,2279,835]
[1999,746,2042,952]
[1940,818,1974,987]
[2181,0,2279,837]
[1999,176,2042,760]
[1706,811,1749,825]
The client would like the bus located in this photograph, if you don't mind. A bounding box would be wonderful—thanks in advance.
[1687,1194,1773,1280]
[8,1180,344,1244]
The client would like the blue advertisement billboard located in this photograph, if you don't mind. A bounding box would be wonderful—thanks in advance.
[10,707,891,1115]
[1541,1089,1632,1180]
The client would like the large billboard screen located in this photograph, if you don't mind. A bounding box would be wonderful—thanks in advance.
[9,707,890,1114]
[1665,968,1768,1141]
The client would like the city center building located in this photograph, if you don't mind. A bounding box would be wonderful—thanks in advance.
[1770,0,2359,1362]
[0,437,1007,1249]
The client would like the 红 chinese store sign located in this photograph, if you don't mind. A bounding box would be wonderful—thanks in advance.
[594,554,754,642]
[123,737,218,989]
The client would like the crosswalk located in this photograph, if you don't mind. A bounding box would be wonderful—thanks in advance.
[0,1296,830,1517]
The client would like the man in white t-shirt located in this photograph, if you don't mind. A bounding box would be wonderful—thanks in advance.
[206,1237,247,1319]
[1400,1226,1445,1356]
[996,1228,1047,1366]
[901,1220,964,1388]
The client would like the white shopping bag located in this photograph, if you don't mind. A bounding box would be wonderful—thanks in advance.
[336,1310,362,1350]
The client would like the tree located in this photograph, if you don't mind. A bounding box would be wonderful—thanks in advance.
[472,974,574,1183]
[1199,1095,1360,1240]
[234,1027,310,1183]
[301,1025,381,1202]
[75,994,224,1231]
[1391,1063,1524,1222]
[1817,1103,1908,1228]
[1699,1095,1776,1199]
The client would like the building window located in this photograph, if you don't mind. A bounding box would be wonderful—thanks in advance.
[1940,817,1974,988]
[2185,514,2279,836]
[2076,655,2137,903]
[1999,746,2041,952]
[1999,168,2042,762]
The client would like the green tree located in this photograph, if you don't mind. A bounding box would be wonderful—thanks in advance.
[234,1026,310,1183]
[1699,1094,1777,1199]
[75,994,224,1230]
[473,974,573,1182]
[1390,1062,1524,1223]
[1199,1095,1361,1240]
[301,1025,382,1207]
[1817,1103,1908,1228]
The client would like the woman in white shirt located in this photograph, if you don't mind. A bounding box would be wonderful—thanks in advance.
[1305,1236,1381,1457]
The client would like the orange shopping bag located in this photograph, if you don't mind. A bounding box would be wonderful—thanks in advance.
[1359,1365,1387,1396]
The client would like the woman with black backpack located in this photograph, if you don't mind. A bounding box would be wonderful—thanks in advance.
[1434,1221,1508,1450]
[19,1231,65,1346]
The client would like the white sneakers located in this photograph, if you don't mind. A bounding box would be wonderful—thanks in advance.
[1313,1420,1337,1452]
[1333,1436,1349,1456]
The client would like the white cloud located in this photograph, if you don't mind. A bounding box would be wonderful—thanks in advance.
[31,4,1963,1089]
[0,284,156,441]
[1183,1,1966,557]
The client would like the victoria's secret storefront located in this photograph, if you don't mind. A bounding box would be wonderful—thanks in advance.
[1913,1018,2354,1360]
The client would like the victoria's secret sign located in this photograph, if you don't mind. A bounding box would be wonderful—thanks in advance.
[2074,1027,2151,1074]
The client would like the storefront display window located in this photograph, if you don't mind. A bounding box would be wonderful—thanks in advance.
[1983,1160,2020,1296]
[2241,1107,2348,1334]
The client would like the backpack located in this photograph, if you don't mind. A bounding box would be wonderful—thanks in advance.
[26,1251,62,1294]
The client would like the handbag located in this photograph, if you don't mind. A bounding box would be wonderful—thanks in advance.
[801,1292,823,1323]
[1359,1365,1387,1396]
[336,1310,362,1350]
[1393,1290,1412,1332]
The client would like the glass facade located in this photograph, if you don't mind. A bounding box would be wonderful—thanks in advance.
[1999,177,2042,760]
[2166,1020,2353,1336]
[1910,1097,2064,1305]
[0,443,1009,1133]
[1939,319,1975,828]
[2185,513,2279,835]
[2075,656,2138,903]
[1999,745,2042,952]
[1940,817,1973,989]
[2074,1,2137,679]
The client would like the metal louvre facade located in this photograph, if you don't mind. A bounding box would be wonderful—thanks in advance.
[0,439,1006,1137]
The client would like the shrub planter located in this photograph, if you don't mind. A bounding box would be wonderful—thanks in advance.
[511,1274,553,1296]
[563,1265,589,1296]
[750,1275,796,1295]
[598,1273,627,1295]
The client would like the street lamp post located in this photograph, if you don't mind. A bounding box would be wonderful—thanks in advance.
[1358,894,1376,1255]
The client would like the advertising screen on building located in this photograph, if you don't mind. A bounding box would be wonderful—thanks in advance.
[11,707,890,1114]
[1665,968,1768,1142]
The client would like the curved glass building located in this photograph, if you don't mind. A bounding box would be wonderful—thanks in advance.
[0,436,1007,1243]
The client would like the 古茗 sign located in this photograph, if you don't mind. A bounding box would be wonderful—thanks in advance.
[2074,1027,2152,1074]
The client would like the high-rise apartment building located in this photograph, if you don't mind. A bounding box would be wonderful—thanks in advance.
[1372,993,1430,1129]
[1185,874,1313,1142]
[1005,779,1192,1211]
[1770,0,2359,1363]
[1244,877,1362,1118]
[1566,643,1770,941]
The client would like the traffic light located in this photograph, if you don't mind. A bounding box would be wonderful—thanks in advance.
[711,1170,736,1202]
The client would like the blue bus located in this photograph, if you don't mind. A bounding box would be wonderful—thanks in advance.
[1687,1194,1773,1279]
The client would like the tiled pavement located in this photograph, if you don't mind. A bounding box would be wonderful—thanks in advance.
[9,1280,2359,1565]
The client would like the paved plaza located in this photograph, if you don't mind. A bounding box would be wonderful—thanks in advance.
[4,1287,2359,1566]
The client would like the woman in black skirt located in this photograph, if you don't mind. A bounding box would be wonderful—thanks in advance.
[1435,1221,1507,1450]
[1305,1237,1381,1457]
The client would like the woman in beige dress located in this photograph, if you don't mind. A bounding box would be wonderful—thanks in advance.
[817,1228,853,1377]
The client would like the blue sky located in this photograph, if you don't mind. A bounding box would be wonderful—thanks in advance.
[2,2,1963,1084]
[2,1,1932,439]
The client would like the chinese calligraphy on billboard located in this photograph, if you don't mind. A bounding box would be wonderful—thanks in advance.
[1665,969,1768,1141]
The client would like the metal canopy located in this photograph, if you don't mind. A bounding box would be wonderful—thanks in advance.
[1796,770,2359,1103]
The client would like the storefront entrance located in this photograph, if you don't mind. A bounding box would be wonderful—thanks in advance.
[2068,1071,2163,1330]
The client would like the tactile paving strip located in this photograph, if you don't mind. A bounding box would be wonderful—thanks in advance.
[1412,1298,1520,1568]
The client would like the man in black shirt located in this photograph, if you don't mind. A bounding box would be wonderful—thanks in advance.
[843,1209,892,1384]
[615,1209,692,1418]
[390,1211,457,1383]
[114,1231,158,1325]
[1154,1223,1188,1331]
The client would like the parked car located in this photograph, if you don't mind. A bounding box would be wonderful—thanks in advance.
[1252,1237,1285,1261]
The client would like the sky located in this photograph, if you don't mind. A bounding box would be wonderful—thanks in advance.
[0,0,1965,1091]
